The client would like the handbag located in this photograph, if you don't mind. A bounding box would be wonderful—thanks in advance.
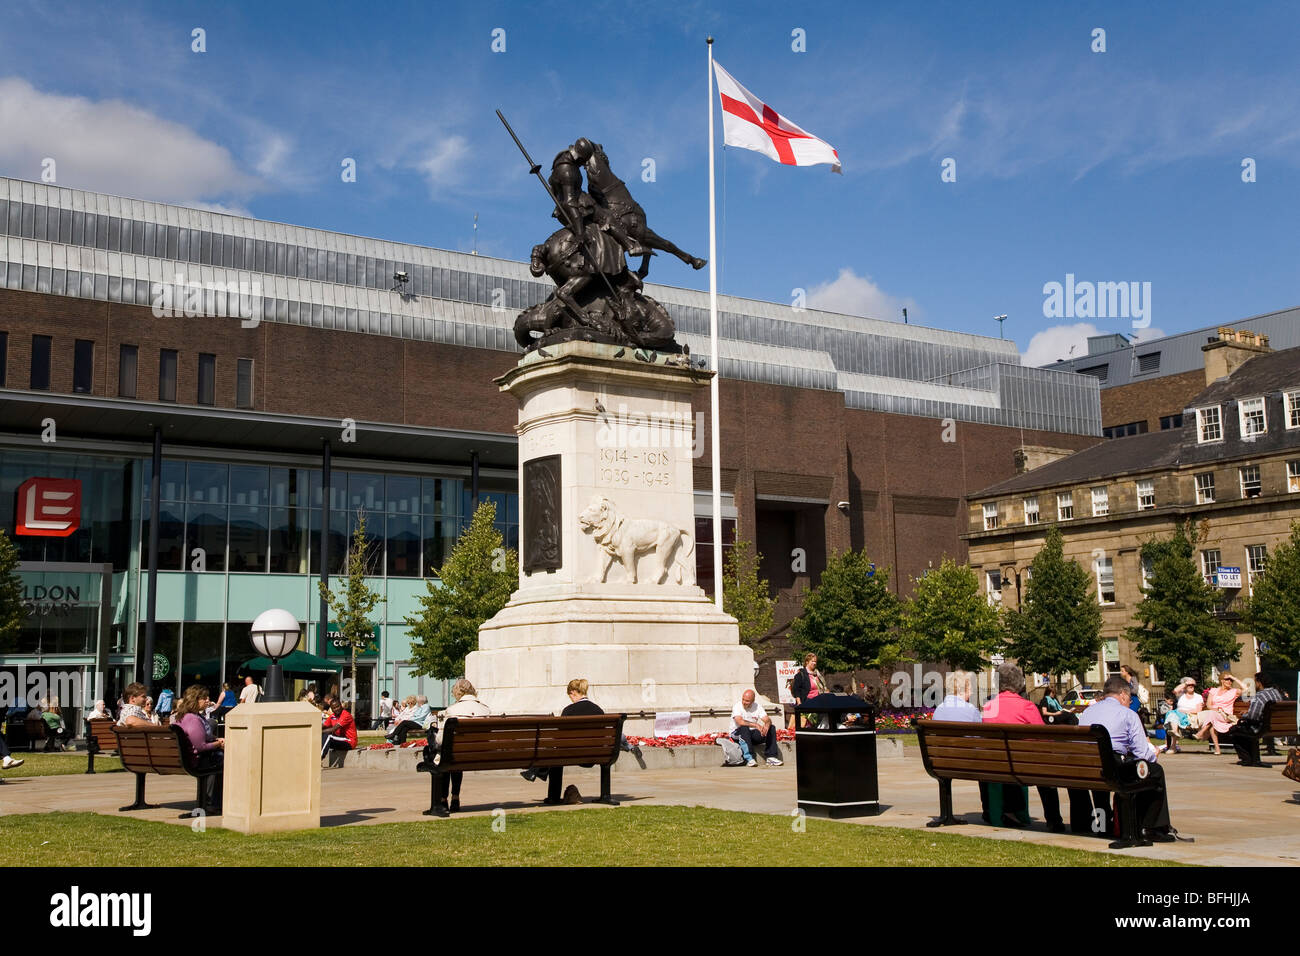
[1283,748,1300,783]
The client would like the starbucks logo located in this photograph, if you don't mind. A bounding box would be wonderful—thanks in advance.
[152,654,170,681]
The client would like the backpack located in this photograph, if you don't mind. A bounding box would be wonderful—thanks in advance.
[717,736,746,766]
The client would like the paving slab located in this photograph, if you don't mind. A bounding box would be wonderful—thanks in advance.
[2,744,1296,865]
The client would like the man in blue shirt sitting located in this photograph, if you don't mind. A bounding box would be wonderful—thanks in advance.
[1079,674,1175,843]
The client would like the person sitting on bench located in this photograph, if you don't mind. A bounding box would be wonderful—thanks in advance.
[388,695,432,744]
[174,684,224,809]
[1079,674,1176,843]
[425,680,491,813]
[1232,672,1285,766]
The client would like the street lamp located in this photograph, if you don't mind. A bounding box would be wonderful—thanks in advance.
[250,608,300,704]
[1000,567,1023,608]
[994,314,1008,339]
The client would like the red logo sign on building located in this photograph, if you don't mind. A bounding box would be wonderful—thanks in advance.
[15,478,82,537]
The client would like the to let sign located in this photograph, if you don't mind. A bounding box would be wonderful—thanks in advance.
[1216,567,1242,589]
[16,478,81,536]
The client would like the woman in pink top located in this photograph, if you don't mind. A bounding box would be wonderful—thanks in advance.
[1195,672,1245,755]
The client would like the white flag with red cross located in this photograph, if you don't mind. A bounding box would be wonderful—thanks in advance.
[712,61,841,173]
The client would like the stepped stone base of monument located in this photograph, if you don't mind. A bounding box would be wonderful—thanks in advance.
[466,583,757,736]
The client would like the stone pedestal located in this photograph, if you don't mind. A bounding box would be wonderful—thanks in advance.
[221,702,321,833]
[466,341,756,736]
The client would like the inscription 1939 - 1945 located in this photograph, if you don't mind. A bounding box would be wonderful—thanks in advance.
[523,455,562,573]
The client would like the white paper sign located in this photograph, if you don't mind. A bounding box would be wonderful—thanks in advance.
[654,711,691,738]
[776,660,799,704]
[1216,567,1242,589]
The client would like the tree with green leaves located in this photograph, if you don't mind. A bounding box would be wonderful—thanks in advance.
[1126,519,1240,682]
[406,500,518,680]
[318,510,385,712]
[790,550,901,690]
[1004,527,1103,682]
[902,557,1004,670]
[0,528,23,654]
[722,536,775,652]
[1243,520,1300,668]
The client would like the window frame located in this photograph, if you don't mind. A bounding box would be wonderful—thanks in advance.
[985,570,1003,607]
[1136,478,1155,511]
[1091,486,1109,517]
[159,349,178,403]
[1201,549,1221,588]
[1239,464,1261,499]
[1023,497,1040,525]
[1195,405,1222,444]
[1238,396,1267,438]
[118,344,138,399]
[1195,472,1216,504]
[1288,460,1300,494]
[1246,544,1267,595]
[197,353,216,406]
[1095,556,1115,605]
[1056,491,1074,521]
[236,358,254,410]
[982,502,1000,531]
[72,338,94,393]
[1284,388,1300,430]
[30,333,52,390]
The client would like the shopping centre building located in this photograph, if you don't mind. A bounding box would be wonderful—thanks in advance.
[0,175,1104,729]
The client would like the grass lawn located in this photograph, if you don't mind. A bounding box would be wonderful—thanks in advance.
[0,806,1182,867]
[2,753,124,777]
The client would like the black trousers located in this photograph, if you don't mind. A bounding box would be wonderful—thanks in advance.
[1230,725,1263,765]
[734,725,780,760]
[389,720,424,744]
[434,771,464,801]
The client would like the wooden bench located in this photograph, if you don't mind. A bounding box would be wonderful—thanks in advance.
[23,716,48,751]
[113,725,221,816]
[915,719,1162,849]
[85,718,120,774]
[416,714,626,817]
[1228,700,1298,765]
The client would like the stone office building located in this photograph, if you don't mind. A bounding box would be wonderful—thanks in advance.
[967,333,1300,689]
[0,175,1103,728]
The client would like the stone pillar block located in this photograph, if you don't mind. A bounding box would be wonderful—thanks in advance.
[222,702,321,834]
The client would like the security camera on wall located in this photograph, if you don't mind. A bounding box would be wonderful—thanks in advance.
[837,501,850,512]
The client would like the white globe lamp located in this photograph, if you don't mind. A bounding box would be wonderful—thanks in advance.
[250,608,300,703]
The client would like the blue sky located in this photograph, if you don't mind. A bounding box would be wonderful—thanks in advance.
[2,1,1298,364]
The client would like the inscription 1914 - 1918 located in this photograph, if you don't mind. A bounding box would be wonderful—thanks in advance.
[523,455,563,573]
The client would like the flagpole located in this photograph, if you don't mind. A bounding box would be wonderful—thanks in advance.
[707,36,723,610]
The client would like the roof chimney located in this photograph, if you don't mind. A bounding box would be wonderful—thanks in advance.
[1015,445,1076,474]
[1201,327,1271,385]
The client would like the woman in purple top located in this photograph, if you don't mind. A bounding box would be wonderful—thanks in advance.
[174,685,223,810]
[173,686,224,761]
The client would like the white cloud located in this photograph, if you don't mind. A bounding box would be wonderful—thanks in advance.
[1021,323,1167,367]
[0,77,259,203]
[415,135,471,193]
[806,268,918,322]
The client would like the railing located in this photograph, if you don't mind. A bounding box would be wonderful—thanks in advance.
[1211,595,1247,620]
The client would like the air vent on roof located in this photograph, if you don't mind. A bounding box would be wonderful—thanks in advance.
[1078,364,1109,383]
[1137,352,1161,373]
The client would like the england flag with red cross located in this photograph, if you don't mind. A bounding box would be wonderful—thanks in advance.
[712,61,841,173]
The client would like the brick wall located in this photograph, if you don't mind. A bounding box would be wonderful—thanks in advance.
[1101,370,1205,431]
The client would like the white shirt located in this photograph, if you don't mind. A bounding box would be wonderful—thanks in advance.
[1176,692,1203,713]
[732,699,766,730]
[239,683,261,704]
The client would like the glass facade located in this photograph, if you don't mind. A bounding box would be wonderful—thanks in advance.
[1,444,518,718]
[0,177,1101,436]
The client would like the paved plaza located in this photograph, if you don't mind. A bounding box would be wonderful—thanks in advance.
[3,744,1296,866]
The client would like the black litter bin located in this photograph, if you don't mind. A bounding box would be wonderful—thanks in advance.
[793,694,880,818]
